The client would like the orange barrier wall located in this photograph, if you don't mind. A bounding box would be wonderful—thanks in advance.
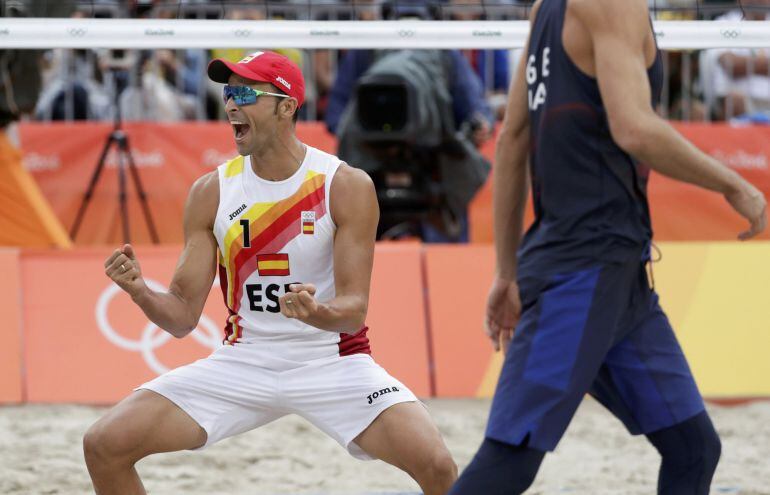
[4,242,769,403]
[426,242,770,399]
[424,245,495,397]
[22,247,221,403]
[20,243,429,403]
[18,122,770,246]
[366,243,432,397]
[0,249,23,403]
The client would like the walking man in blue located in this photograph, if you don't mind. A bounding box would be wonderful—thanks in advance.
[450,0,767,493]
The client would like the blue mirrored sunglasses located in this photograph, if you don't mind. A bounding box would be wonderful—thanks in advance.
[222,85,290,106]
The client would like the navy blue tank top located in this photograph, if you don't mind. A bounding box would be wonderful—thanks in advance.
[518,0,663,277]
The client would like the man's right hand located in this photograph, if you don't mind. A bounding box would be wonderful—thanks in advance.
[104,244,147,299]
[725,182,767,240]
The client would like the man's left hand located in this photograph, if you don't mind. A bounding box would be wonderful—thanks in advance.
[279,283,320,321]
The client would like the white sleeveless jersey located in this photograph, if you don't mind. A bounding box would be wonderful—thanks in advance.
[213,146,370,363]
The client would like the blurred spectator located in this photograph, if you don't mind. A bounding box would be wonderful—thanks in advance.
[118,50,198,122]
[35,51,110,121]
[312,50,335,120]
[449,0,511,119]
[701,1,770,121]
[1,2,76,125]
[153,49,207,100]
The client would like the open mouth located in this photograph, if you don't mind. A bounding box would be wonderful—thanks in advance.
[231,121,251,141]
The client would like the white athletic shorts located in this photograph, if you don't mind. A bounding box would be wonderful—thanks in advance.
[137,345,418,460]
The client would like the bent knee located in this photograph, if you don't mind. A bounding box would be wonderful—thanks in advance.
[654,413,722,473]
[421,448,458,484]
[83,420,145,466]
[700,427,721,471]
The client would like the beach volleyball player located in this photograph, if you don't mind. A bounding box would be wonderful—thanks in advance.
[450,0,767,493]
[84,51,457,495]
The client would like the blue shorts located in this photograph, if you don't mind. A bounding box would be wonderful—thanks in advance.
[485,258,705,452]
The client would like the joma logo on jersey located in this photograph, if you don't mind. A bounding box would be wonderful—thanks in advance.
[229,204,248,221]
[367,386,399,405]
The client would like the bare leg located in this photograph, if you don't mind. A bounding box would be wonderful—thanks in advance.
[83,390,207,495]
[354,402,457,495]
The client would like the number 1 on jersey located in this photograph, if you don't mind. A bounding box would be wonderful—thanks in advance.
[240,219,251,248]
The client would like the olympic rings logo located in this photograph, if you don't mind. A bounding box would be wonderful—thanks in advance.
[233,29,251,37]
[398,29,415,38]
[68,28,87,37]
[96,279,221,375]
[720,29,741,39]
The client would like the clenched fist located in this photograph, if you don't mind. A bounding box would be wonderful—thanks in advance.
[104,244,147,299]
[279,283,320,321]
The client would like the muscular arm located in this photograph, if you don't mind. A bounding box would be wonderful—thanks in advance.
[128,173,219,337]
[493,2,538,281]
[574,0,766,238]
[481,2,540,351]
[282,165,377,333]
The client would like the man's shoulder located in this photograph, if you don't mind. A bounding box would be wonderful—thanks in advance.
[183,171,219,230]
[192,170,219,194]
[187,171,220,212]
[330,163,374,194]
[328,164,377,228]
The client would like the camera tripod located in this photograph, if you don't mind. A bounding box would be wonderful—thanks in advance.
[69,80,159,244]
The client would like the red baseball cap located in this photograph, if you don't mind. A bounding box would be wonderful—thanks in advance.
[208,51,305,107]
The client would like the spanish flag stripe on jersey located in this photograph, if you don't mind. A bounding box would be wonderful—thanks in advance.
[222,173,325,310]
[256,253,290,262]
[222,169,322,253]
[232,200,326,297]
[258,201,326,256]
[230,187,326,310]
[258,260,288,270]
[221,174,327,326]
